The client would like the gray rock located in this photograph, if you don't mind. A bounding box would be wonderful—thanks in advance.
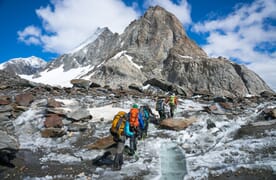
[66,108,92,121]
[0,105,13,113]
[0,131,19,150]
[128,84,143,93]
[235,120,276,139]
[67,123,88,132]
[0,112,11,122]
[47,108,69,116]
[207,119,216,129]
[70,79,91,89]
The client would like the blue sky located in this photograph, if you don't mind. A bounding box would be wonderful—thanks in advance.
[0,0,275,90]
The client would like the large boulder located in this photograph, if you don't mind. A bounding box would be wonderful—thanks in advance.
[44,114,63,128]
[85,135,115,150]
[15,93,34,106]
[70,79,91,89]
[41,128,66,138]
[47,98,64,108]
[159,117,197,131]
[143,78,190,96]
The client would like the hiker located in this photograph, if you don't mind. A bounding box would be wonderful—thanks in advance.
[128,104,144,155]
[156,97,166,122]
[110,111,133,170]
[140,104,156,137]
[165,93,178,118]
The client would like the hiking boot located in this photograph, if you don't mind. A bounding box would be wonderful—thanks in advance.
[128,149,135,156]
[112,165,121,171]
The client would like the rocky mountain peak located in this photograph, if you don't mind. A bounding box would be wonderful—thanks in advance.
[23,6,273,97]
[120,5,207,60]
[43,27,117,72]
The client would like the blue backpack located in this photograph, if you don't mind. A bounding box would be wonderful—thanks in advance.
[140,106,149,120]
[156,99,164,111]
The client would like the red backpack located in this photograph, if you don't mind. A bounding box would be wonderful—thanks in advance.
[129,108,139,127]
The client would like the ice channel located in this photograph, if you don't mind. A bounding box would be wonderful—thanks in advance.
[160,142,187,180]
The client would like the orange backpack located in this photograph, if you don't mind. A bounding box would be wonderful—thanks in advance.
[129,108,139,127]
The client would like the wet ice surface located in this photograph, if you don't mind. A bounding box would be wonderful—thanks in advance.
[8,96,276,179]
[160,142,187,180]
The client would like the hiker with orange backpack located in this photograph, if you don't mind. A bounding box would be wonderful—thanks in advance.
[128,104,144,155]
[110,111,133,170]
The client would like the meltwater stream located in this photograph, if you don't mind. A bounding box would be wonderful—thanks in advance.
[160,142,187,180]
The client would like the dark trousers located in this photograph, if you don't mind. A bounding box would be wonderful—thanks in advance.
[158,110,166,121]
[129,134,137,155]
[144,119,149,136]
[113,136,125,169]
[129,127,140,155]
[169,104,176,118]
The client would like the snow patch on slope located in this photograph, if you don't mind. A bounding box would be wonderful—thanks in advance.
[112,51,143,70]
[20,64,93,87]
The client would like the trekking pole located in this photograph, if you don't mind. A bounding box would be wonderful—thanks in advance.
[143,135,146,149]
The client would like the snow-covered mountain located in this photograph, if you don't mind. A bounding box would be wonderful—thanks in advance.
[0,56,47,75]
[22,6,274,97]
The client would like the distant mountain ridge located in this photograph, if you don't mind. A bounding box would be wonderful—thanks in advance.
[19,6,274,97]
[0,56,46,75]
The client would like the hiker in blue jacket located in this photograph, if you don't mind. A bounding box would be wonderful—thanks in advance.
[140,104,156,137]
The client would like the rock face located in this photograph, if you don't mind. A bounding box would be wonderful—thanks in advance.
[31,6,273,97]
[163,56,273,97]
[82,6,207,89]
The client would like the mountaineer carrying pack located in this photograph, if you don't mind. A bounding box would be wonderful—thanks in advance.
[110,111,127,138]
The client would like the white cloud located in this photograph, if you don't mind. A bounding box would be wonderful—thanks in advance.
[18,0,139,54]
[145,0,191,25]
[17,25,42,45]
[247,60,276,91]
[192,0,276,90]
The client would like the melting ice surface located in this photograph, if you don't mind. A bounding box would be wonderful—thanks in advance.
[160,142,187,180]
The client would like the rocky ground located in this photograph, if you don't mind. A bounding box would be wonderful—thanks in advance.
[1,70,276,180]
